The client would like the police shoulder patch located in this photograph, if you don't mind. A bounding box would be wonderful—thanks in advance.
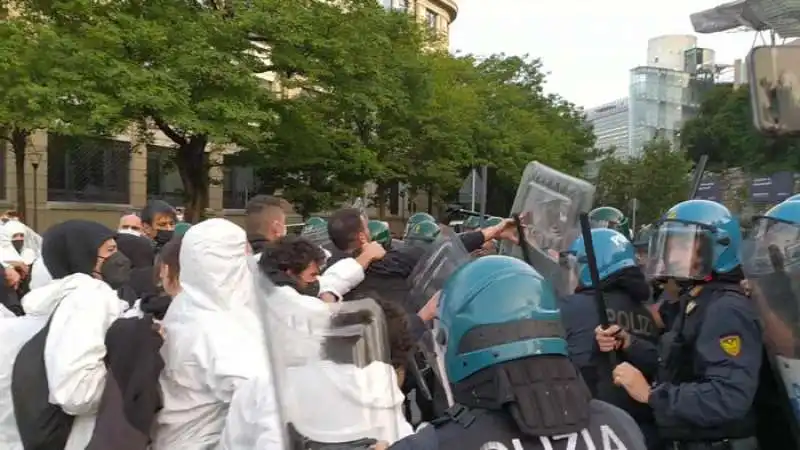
[719,335,742,357]
[685,300,697,315]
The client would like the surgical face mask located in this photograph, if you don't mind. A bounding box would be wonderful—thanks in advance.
[11,240,23,253]
[100,252,132,289]
[155,229,174,246]
[118,228,142,237]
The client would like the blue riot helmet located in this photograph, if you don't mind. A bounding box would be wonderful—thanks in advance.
[647,200,741,281]
[785,194,800,202]
[438,255,567,383]
[566,228,637,289]
[745,201,800,273]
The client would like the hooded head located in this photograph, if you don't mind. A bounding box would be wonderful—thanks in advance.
[41,220,131,289]
[4,220,27,253]
[116,233,155,268]
[179,218,254,311]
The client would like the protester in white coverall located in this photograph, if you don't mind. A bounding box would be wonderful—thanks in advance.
[0,220,129,449]
[219,239,412,448]
[154,218,272,449]
[3,219,40,265]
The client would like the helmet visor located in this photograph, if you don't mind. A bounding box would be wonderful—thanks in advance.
[590,219,617,229]
[743,217,800,275]
[646,221,714,280]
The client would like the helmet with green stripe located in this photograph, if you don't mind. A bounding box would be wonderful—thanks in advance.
[405,220,441,245]
[368,220,391,248]
[589,206,631,240]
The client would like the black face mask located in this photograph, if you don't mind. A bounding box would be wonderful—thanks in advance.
[100,252,132,289]
[155,229,174,246]
[297,280,321,297]
[11,240,23,253]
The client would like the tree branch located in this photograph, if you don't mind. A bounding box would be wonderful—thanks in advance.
[152,116,188,147]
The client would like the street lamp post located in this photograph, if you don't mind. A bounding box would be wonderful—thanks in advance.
[28,151,42,231]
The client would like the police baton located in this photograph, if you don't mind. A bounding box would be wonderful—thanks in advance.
[579,213,619,366]
[688,154,709,199]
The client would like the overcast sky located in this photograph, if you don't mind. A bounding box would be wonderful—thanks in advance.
[449,0,772,109]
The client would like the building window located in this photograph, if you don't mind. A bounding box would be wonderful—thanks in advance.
[223,166,257,209]
[47,133,130,204]
[146,146,186,208]
[425,9,438,29]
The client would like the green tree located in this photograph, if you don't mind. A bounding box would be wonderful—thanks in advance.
[0,16,120,220]
[466,54,597,213]
[16,0,291,221]
[234,5,430,217]
[388,52,483,211]
[595,140,693,225]
[681,83,800,173]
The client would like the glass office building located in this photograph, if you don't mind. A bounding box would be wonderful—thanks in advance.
[628,66,694,155]
[586,98,630,158]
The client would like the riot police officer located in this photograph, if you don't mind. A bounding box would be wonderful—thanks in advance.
[404,212,436,238]
[404,220,441,246]
[741,200,800,449]
[390,255,647,450]
[598,199,761,450]
[368,220,393,250]
[560,228,661,448]
[589,206,632,240]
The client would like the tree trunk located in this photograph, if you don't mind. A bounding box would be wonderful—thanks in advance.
[12,129,29,221]
[426,185,434,214]
[175,135,209,224]
[375,182,388,220]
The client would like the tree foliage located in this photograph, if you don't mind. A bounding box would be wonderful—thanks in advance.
[0,17,121,219]
[595,140,693,226]
[680,83,800,174]
[2,0,598,219]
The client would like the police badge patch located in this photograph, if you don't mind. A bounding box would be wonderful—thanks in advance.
[719,335,742,357]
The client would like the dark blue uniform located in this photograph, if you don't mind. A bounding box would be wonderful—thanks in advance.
[560,286,660,448]
[389,400,647,450]
[625,283,762,447]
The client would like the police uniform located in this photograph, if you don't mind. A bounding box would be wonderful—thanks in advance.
[391,400,646,450]
[395,255,646,450]
[560,228,661,448]
[637,200,761,450]
[650,283,761,448]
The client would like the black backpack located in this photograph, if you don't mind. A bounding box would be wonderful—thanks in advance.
[12,306,75,450]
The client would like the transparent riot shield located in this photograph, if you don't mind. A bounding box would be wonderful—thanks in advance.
[301,223,332,250]
[742,217,800,426]
[406,228,471,313]
[501,161,595,296]
[256,269,403,448]
[418,325,454,410]
[352,197,368,218]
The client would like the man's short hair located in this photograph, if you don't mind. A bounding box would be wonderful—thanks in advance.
[327,208,365,251]
[141,200,176,225]
[260,235,325,275]
[245,195,286,234]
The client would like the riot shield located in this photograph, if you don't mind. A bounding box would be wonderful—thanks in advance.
[501,161,595,296]
[256,269,403,447]
[406,228,471,313]
[301,223,332,250]
[418,326,454,410]
[742,217,800,426]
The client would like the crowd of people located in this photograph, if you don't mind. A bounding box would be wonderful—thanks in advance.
[0,193,796,450]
